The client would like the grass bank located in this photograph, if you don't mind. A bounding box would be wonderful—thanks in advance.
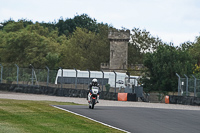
[0,99,122,133]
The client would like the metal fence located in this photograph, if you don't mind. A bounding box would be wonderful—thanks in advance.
[0,64,127,93]
[176,73,200,97]
[0,65,58,87]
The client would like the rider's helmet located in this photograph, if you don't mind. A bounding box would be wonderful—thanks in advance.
[92,78,98,86]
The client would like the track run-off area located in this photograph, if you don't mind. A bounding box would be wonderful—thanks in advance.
[1,91,200,133]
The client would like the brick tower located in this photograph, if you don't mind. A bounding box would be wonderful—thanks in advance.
[108,29,130,72]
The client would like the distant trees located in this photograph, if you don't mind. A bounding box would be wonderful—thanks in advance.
[189,36,200,65]
[0,14,110,70]
[189,36,200,78]
[128,28,163,65]
[58,27,109,70]
[0,22,60,68]
[142,44,196,93]
[127,28,200,93]
[56,14,100,36]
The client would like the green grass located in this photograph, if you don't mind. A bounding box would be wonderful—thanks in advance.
[0,99,123,133]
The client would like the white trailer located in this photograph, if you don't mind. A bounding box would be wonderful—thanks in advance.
[55,69,139,88]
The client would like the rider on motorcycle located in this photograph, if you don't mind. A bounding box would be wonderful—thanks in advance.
[88,78,100,103]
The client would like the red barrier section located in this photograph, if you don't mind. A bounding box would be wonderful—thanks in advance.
[165,95,169,104]
[118,93,127,101]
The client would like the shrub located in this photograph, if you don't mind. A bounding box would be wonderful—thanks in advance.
[105,84,110,92]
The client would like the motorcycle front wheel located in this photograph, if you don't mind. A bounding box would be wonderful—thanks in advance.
[92,99,95,109]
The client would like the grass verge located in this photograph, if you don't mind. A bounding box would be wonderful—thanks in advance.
[0,99,123,133]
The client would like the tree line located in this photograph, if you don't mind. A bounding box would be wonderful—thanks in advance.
[0,14,200,93]
[0,14,110,70]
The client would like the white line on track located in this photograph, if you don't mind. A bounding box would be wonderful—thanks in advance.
[52,105,130,133]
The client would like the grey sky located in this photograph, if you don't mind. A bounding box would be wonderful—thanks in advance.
[1,0,200,46]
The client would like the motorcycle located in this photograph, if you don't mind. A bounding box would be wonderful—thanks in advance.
[88,86,99,109]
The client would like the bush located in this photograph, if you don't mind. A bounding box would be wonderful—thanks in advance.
[197,92,200,98]
[183,92,190,96]
[105,84,110,92]
[6,77,15,84]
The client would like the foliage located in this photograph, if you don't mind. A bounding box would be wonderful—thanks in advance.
[128,28,163,76]
[128,28,163,65]
[190,36,200,63]
[1,22,61,69]
[188,36,200,78]
[56,14,100,36]
[58,27,109,70]
[142,44,196,93]
[1,19,33,29]
[5,77,15,83]
[197,92,200,98]
[0,14,110,70]
[105,84,110,92]
[193,64,200,78]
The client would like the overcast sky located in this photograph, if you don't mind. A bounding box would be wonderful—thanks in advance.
[1,0,200,46]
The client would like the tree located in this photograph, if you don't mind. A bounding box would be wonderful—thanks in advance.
[0,29,5,62]
[128,28,163,76]
[189,36,200,65]
[142,44,196,93]
[0,22,61,68]
[189,35,200,78]
[3,21,24,32]
[128,28,163,65]
[56,14,99,36]
[1,19,33,31]
[0,17,110,70]
[58,27,109,70]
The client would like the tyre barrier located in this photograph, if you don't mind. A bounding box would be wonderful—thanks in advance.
[165,95,169,104]
[118,93,127,101]
[168,95,200,106]
[118,93,137,101]
[0,83,117,100]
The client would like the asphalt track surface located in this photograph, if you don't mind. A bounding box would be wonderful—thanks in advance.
[55,105,200,133]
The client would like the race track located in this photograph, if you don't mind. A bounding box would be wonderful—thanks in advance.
[1,91,200,133]
[55,105,200,133]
